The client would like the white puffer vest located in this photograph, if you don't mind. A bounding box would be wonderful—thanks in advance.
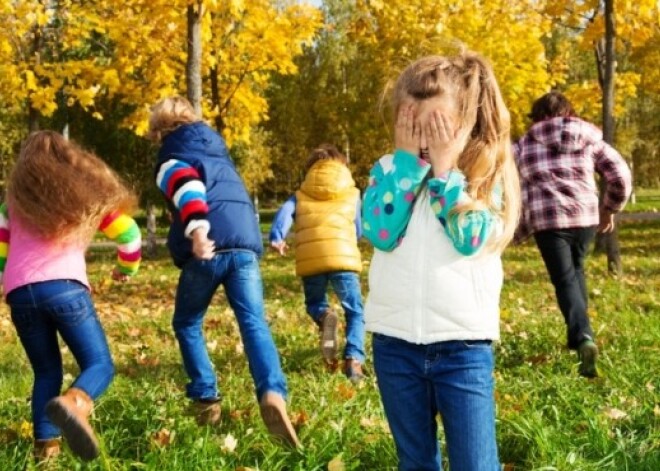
[364,188,502,344]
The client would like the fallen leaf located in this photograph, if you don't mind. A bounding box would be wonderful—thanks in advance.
[292,410,309,428]
[336,383,356,400]
[603,407,628,420]
[152,428,173,447]
[222,433,238,453]
[328,454,345,471]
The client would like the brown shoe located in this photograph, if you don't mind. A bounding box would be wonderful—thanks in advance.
[33,437,61,462]
[259,392,301,448]
[192,398,221,426]
[318,310,338,366]
[344,359,365,385]
[45,388,99,461]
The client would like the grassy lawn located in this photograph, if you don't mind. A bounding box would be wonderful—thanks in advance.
[0,220,658,470]
[627,188,660,213]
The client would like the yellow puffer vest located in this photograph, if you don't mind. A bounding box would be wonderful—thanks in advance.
[294,160,362,277]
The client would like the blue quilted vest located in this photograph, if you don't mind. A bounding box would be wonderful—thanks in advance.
[156,122,262,267]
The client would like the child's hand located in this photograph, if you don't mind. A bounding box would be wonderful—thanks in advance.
[598,209,616,233]
[394,104,421,157]
[423,110,463,177]
[192,228,216,260]
[111,268,130,282]
[270,240,288,256]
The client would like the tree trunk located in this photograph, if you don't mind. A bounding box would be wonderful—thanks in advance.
[146,204,158,257]
[186,1,203,118]
[209,65,226,132]
[594,0,622,274]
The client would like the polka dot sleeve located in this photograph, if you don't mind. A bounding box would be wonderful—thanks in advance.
[427,171,500,255]
[362,149,431,251]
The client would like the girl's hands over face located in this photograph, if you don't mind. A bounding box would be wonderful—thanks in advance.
[422,110,463,177]
[394,104,422,158]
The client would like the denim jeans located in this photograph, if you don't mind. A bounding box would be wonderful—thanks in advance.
[173,250,287,401]
[534,227,596,349]
[302,271,365,363]
[8,280,114,440]
[372,333,499,471]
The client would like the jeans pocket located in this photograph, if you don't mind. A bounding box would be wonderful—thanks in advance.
[10,307,34,334]
[233,250,257,269]
[51,295,95,328]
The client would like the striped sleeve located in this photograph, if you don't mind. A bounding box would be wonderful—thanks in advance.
[156,159,210,237]
[0,203,9,279]
[99,211,142,275]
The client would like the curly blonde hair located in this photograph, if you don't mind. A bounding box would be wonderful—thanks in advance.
[7,131,137,242]
[147,96,200,143]
[390,51,521,252]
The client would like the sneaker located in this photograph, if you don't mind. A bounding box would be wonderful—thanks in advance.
[259,392,301,448]
[578,339,599,378]
[191,398,221,426]
[318,310,338,366]
[344,359,365,385]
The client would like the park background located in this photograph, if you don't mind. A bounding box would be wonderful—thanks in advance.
[0,0,658,469]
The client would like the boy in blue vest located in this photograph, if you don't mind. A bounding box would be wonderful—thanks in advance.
[148,96,300,447]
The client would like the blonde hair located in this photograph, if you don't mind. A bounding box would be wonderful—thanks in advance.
[6,131,137,242]
[304,143,348,173]
[147,96,200,143]
[390,51,520,252]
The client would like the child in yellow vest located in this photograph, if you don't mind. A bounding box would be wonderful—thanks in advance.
[269,144,365,383]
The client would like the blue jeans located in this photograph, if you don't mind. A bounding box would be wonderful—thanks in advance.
[372,334,499,471]
[302,271,365,363]
[534,228,596,349]
[8,280,114,440]
[173,250,287,401]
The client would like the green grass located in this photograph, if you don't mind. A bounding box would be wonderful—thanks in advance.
[626,188,660,213]
[1,221,658,470]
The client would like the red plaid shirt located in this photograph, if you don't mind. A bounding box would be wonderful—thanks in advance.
[513,117,631,242]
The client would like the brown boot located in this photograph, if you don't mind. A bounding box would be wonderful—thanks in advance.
[45,388,99,461]
[33,437,61,462]
[318,309,338,368]
[259,391,301,448]
[191,398,221,426]
[344,358,365,385]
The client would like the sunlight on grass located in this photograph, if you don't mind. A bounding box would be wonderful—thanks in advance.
[0,222,658,470]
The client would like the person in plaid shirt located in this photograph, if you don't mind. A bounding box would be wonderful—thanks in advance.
[513,91,631,378]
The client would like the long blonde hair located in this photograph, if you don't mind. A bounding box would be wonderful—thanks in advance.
[6,131,137,242]
[147,96,200,143]
[390,51,520,252]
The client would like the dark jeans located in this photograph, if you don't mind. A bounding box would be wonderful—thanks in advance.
[8,280,114,440]
[534,227,596,349]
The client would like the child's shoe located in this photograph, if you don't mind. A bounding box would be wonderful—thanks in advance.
[578,339,599,378]
[33,437,61,462]
[259,391,301,448]
[318,309,338,367]
[344,359,365,385]
[191,398,221,426]
[45,387,99,461]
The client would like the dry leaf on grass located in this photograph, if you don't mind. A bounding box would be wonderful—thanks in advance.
[603,407,628,420]
[328,454,345,471]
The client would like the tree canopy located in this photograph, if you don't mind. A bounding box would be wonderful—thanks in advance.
[0,0,658,194]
